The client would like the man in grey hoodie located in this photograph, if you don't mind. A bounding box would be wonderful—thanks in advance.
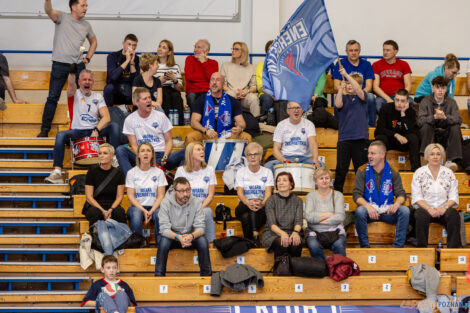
[155,177,212,276]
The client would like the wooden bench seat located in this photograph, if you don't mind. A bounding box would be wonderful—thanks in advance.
[91,275,451,302]
[440,248,470,271]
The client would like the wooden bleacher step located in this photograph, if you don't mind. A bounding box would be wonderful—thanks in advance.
[0,220,75,235]
[0,195,70,208]
[0,137,55,147]
[0,290,87,303]
[0,183,68,193]
[0,306,92,312]
[440,248,470,272]
[0,234,79,245]
[0,159,53,169]
[0,208,74,219]
[91,275,452,302]
[0,275,88,291]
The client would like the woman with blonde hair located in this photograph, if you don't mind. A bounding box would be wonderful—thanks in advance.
[414,53,460,102]
[304,167,346,260]
[174,141,216,246]
[132,53,163,111]
[126,142,168,242]
[155,39,184,125]
[220,41,260,117]
[412,143,461,247]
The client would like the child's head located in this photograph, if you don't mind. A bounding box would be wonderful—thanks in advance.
[431,76,448,102]
[344,74,363,94]
[101,255,118,280]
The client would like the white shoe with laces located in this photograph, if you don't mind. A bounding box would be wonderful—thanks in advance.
[44,171,64,184]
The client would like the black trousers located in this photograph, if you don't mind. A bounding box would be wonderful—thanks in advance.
[85,205,127,226]
[375,133,421,171]
[419,123,462,161]
[271,237,303,258]
[414,207,461,248]
[162,86,184,125]
[333,139,368,192]
[235,202,266,240]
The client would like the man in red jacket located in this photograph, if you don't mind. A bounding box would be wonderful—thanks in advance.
[184,39,218,110]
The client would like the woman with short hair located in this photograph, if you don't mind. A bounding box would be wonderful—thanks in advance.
[412,143,461,247]
[132,53,163,111]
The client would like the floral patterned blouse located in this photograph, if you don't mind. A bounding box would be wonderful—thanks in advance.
[411,165,459,209]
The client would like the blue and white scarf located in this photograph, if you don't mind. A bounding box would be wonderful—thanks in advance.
[202,90,232,139]
[364,161,394,213]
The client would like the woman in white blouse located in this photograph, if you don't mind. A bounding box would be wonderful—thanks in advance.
[412,143,461,247]
[174,141,216,247]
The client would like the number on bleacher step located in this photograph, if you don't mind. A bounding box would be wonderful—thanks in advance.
[383,283,391,292]
[248,284,257,293]
[344,203,349,211]
[398,156,406,164]
[237,256,245,264]
[160,285,168,293]
[442,229,447,237]
[409,255,418,264]
[194,256,198,264]
[318,156,325,163]
[458,256,466,264]
[150,257,156,265]
[467,204,470,212]
[227,228,234,236]
[295,284,303,292]
[341,283,349,292]
[203,285,211,293]
[368,255,376,264]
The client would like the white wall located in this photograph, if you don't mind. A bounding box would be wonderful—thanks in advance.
[1,0,469,75]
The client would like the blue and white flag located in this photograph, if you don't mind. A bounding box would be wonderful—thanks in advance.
[262,0,338,111]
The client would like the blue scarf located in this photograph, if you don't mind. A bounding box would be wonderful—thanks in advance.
[364,161,394,210]
[202,90,232,138]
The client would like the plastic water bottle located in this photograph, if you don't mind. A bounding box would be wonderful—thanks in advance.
[174,109,180,126]
[184,106,191,126]
[436,240,442,270]
[169,109,175,125]
[267,107,276,125]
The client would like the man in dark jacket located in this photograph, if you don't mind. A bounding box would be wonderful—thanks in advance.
[417,76,462,171]
[375,89,420,171]
[103,34,140,107]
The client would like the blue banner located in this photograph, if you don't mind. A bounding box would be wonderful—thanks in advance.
[136,305,417,313]
[262,0,338,111]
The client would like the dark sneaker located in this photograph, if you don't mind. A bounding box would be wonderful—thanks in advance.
[37,130,49,137]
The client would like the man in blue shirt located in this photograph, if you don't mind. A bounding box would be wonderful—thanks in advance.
[332,40,376,126]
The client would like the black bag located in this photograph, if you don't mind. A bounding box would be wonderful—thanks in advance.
[307,98,338,130]
[314,229,340,248]
[290,256,329,277]
[461,139,470,174]
[116,232,148,250]
[90,226,104,253]
[213,236,256,258]
[214,203,233,230]
[273,254,292,276]
[242,111,261,138]
[274,100,289,124]
[70,174,86,196]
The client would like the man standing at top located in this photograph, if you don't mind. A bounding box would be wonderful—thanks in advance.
[332,40,376,126]
[38,0,97,137]
[184,39,219,109]
[372,40,412,114]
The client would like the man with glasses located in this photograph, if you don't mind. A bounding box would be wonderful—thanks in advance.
[155,177,212,277]
[264,101,320,173]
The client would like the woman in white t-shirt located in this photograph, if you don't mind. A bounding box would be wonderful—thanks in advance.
[174,141,217,247]
[235,142,274,245]
[155,39,184,125]
[126,142,168,242]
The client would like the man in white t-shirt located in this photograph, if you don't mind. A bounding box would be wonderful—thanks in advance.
[264,101,321,173]
[116,87,181,174]
[45,70,119,184]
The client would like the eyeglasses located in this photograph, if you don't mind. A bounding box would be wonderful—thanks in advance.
[287,107,302,111]
[174,188,191,194]
[246,153,261,157]
[232,48,241,51]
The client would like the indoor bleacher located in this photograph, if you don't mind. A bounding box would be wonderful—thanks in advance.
[1,1,470,312]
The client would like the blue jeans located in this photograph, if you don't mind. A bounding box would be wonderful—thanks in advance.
[42,61,85,131]
[366,92,376,127]
[306,234,346,260]
[103,83,132,107]
[264,155,319,174]
[155,236,212,276]
[52,123,120,168]
[115,146,184,175]
[260,94,274,115]
[127,206,159,242]
[355,205,410,248]
[96,291,130,313]
[108,106,129,145]
[203,207,216,243]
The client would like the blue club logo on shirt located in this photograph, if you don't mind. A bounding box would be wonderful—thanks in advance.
[152,122,159,129]
[261,176,267,183]
[203,176,210,184]
[152,176,158,183]
[92,99,99,105]
[301,128,306,135]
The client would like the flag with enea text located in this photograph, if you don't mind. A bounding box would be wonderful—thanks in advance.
[262,0,338,111]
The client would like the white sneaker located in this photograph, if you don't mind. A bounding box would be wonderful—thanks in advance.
[461,123,469,129]
[44,171,64,184]
[445,161,458,172]
[111,156,119,168]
